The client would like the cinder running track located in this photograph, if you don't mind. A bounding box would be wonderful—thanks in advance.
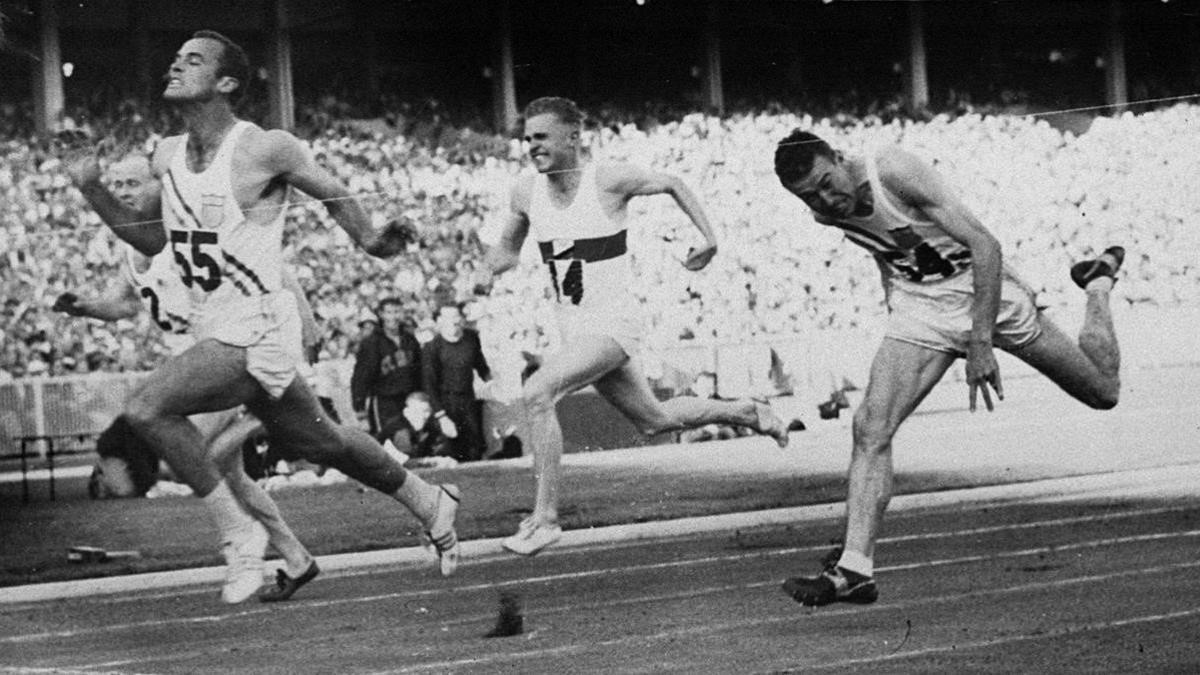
[4,364,1199,673]
[3,481,1198,674]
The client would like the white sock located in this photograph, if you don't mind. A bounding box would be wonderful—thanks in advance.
[1086,276,1114,293]
[392,473,438,526]
[837,549,874,578]
[203,480,255,543]
[287,557,314,578]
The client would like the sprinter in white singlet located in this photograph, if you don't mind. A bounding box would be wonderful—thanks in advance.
[61,30,462,602]
[773,130,1123,607]
[484,97,791,557]
[54,154,322,602]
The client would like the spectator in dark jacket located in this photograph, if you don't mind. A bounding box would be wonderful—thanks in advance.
[422,304,491,461]
[351,298,423,441]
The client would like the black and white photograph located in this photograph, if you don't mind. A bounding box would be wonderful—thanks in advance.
[1,0,1197,672]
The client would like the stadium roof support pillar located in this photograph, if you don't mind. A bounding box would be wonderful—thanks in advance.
[905,1,929,112]
[703,0,725,116]
[1104,0,1128,112]
[493,0,518,134]
[129,0,153,99]
[353,2,381,102]
[32,0,64,135]
[266,0,295,131]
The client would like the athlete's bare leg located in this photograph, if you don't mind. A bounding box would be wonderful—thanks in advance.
[208,414,314,576]
[505,334,790,556]
[593,357,788,446]
[516,334,629,529]
[122,342,279,601]
[1008,290,1120,410]
[244,376,461,575]
[123,340,262,496]
[246,378,425,508]
[841,339,956,564]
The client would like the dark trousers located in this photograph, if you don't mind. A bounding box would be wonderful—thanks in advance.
[368,394,407,443]
[441,393,486,462]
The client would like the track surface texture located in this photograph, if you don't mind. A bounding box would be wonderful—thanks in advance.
[3,365,1198,673]
[4,491,1200,674]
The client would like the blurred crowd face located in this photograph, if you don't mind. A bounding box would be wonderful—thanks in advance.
[781,154,861,220]
[163,37,228,104]
[523,113,578,174]
[107,157,157,213]
[403,395,433,428]
[379,302,405,334]
[437,305,465,342]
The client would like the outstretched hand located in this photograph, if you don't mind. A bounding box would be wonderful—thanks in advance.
[965,341,1004,412]
[363,219,417,258]
[683,241,718,271]
[52,129,103,186]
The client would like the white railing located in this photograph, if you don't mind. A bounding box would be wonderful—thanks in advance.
[3,303,1196,457]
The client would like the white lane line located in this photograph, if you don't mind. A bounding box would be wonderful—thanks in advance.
[797,607,1200,672]
[0,662,151,667]
[36,531,1200,674]
[7,462,1198,607]
[61,528,1200,673]
[381,558,1200,674]
[6,499,1191,614]
[2,506,1195,646]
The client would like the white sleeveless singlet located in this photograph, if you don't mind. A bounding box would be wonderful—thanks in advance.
[527,163,643,355]
[158,121,302,396]
[827,150,1041,355]
[160,120,294,347]
[824,151,974,284]
[123,248,194,355]
[528,162,634,312]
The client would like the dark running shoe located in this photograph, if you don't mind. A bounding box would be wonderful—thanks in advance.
[259,560,320,603]
[1070,246,1125,290]
[782,559,878,607]
[424,484,462,576]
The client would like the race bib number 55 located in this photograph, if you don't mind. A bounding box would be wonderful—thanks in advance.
[170,230,223,291]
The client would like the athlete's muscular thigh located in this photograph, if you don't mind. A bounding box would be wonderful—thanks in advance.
[190,409,243,447]
[592,357,668,432]
[1006,314,1115,409]
[126,339,261,419]
[246,377,340,459]
[855,338,956,442]
[523,334,629,408]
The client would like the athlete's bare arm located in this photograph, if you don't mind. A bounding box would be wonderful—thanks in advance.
[600,163,719,271]
[60,139,167,256]
[484,176,533,276]
[877,147,1004,410]
[259,130,411,258]
[53,276,141,321]
[282,267,319,360]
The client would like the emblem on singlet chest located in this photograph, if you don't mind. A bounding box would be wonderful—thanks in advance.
[199,194,226,230]
[836,218,970,283]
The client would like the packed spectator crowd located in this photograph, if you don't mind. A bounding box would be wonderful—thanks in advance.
[2,94,1199,384]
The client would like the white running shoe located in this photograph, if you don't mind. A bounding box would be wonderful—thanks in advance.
[502,521,562,556]
[423,484,461,577]
[220,521,269,604]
